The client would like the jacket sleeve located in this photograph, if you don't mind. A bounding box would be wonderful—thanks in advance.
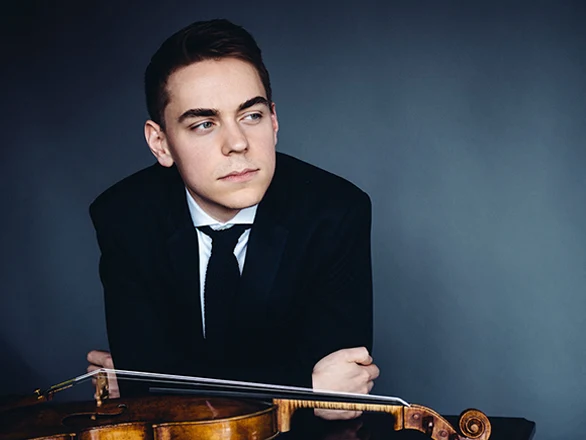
[254,191,373,388]
[89,201,198,394]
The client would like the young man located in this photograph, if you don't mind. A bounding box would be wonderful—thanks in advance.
[88,19,378,420]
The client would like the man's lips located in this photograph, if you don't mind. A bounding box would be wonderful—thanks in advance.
[219,168,259,182]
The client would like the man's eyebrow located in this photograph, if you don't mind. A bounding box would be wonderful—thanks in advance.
[177,96,270,124]
[238,96,270,112]
[178,108,219,124]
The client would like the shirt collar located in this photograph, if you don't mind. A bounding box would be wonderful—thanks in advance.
[185,187,257,230]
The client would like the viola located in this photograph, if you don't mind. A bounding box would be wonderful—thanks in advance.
[0,369,491,440]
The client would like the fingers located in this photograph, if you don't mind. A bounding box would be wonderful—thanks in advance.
[313,347,380,399]
[340,347,372,365]
[357,364,379,394]
[87,364,101,374]
[366,380,374,393]
[108,379,121,399]
[86,350,121,400]
[87,350,114,369]
[364,363,380,381]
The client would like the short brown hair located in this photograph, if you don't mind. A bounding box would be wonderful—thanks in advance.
[144,19,272,129]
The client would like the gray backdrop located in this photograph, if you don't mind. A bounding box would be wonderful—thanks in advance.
[3,1,585,439]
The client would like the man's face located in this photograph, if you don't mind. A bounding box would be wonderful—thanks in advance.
[146,58,278,222]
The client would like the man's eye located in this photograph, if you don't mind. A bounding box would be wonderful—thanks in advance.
[244,113,262,121]
[192,121,214,130]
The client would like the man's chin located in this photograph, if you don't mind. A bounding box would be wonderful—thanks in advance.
[224,195,263,211]
[223,185,269,209]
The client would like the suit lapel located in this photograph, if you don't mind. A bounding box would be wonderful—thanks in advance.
[240,217,288,310]
[240,156,290,311]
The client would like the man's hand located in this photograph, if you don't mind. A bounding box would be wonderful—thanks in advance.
[312,347,380,421]
[86,350,120,399]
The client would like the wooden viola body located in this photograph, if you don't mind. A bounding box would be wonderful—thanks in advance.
[0,395,279,440]
[0,393,491,440]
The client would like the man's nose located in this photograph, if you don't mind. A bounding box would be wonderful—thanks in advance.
[222,122,248,155]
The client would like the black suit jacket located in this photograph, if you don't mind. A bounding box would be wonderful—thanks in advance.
[90,153,372,390]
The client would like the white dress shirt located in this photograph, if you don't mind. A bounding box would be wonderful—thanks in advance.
[185,188,257,336]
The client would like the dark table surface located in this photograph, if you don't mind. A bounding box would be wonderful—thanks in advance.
[281,410,535,440]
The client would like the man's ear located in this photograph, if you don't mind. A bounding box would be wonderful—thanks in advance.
[270,102,279,144]
[145,120,174,167]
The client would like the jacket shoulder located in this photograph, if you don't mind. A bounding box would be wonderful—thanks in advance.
[89,163,181,226]
[275,153,370,206]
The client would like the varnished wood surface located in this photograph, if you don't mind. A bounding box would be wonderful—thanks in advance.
[0,395,534,440]
[0,395,276,440]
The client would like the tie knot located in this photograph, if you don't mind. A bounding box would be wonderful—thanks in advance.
[198,224,250,250]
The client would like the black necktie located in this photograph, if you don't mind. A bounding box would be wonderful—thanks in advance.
[198,224,250,340]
